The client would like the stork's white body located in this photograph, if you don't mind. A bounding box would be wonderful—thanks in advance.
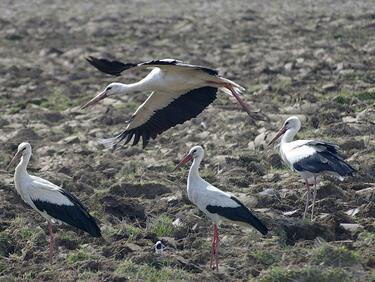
[270,116,356,220]
[84,57,249,149]
[279,139,318,180]
[187,160,238,225]
[8,142,101,264]
[14,161,73,224]
[177,146,267,270]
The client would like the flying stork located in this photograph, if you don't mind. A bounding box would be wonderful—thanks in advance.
[268,116,356,220]
[175,145,268,270]
[81,56,252,149]
[7,142,101,264]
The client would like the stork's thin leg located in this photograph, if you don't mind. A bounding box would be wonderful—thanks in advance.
[311,177,318,221]
[303,180,310,220]
[213,224,219,271]
[206,80,252,118]
[48,221,54,265]
[210,231,215,270]
[227,88,252,118]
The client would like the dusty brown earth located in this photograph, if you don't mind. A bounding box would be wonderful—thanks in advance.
[0,0,375,281]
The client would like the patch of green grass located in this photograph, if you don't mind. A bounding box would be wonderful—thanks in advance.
[126,224,142,240]
[259,266,293,282]
[199,166,217,183]
[247,83,264,93]
[0,274,18,282]
[19,227,34,241]
[252,250,281,266]
[272,227,288,247]
[311,244,359,267]
[329,88,375,107]
[356,231,375,247]
[22,270,37,280]
[66,246,99,266]
[0,259,6,274]
[148,215,174,237]
[333,95,352,105]
[109,223,143,241]
[0,232,13,257]
[115,259,189,281]
[115,160,142,182]
[341,71,375,84]
[354,89,375,102]
[39,88,73,111]
[260,266,350,282]
[77,271,101,281]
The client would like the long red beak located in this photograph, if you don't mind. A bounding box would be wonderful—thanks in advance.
[268,126,287,146]
[6,150,22,170]
[174,153,193,171]
[81,90,107,110]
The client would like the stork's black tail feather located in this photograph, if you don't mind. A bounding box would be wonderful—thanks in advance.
[86,56,136,76]
[230,197,268,235]
[322,151,356,177]
[206,197,268,235]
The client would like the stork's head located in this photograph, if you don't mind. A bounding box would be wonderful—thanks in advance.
[268,116,301,145]
[7,142,32,170]
[175,145,204,170]
[81,83,125,109]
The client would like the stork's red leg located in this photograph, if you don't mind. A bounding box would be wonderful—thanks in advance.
[210,231,215,269]
[213,224,219,271]
[48,221,54,265]
[205,80,252,118]
[226,87,252,118]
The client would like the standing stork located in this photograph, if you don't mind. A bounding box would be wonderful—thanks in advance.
[81,57,252,149]
[7,142,101,264]
[175,145,268,270]
[268,116,356,220]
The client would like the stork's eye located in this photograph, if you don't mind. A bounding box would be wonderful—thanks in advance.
[22,147,26,152]
[107,86,112,91]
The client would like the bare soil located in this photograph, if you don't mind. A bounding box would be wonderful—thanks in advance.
[0,0,374,281]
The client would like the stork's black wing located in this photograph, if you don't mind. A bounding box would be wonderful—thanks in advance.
[32,189,101,237]
[86,56,218,76]
[102,86,218,149]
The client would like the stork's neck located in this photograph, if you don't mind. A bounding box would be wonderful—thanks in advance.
[120,82,147,93]
[187,156,203,187]
[15,155,31,178]
[281,128,298,144]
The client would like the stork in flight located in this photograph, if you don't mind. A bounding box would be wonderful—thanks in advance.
[268,116,356,220]
[81,56,252,149]
[175,145,268,270]
[7,142,101,264]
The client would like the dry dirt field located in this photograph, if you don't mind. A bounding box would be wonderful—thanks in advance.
[0,0,374,281]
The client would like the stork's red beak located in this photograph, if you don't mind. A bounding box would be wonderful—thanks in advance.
[174,153,193,171]
[81,90,107,110]
[6,150,22,170]
[268,126,287,146]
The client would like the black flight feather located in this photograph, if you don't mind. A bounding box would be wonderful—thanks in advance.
[108,86,217,149]
[86,56,218,76]
[32,190,101,237]
[86,56,136,76]
[206,197,268,236]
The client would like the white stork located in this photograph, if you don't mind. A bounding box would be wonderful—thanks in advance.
[268,116,356,220]
[81,56,252,149]
[175,145,268,270]
[7,142,101,264]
